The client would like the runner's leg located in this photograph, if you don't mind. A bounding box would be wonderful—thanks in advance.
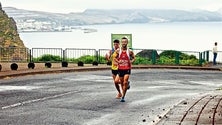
[127,80,130,90]
[120,74,129,102]
[113,74,122,98]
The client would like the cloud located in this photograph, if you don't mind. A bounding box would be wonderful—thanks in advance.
[1,0,222,13]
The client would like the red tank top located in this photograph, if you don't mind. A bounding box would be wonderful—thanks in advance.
[118,50,131,70]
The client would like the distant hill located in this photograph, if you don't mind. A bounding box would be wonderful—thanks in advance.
[3,7,222,26]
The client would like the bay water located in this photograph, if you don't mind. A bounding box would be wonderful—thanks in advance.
[20,22,222,52]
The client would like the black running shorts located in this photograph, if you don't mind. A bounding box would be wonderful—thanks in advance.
[118,69,131,77]
[112,70,119,76]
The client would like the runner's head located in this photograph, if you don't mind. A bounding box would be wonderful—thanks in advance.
[113,39,120,49]
[215,42,217,46]
[121,37,128,49]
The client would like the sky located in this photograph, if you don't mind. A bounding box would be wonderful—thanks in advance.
[1,0,222,13]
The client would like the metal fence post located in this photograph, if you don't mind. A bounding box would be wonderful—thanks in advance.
[62,50,65,61]
[175,51,180,65]
[203,51,206,61]
[152,50,156,64]
[98,49,101,64]
[206,51,209,62]
[96,50,98,62]
[29,49,32,62]
[32,48,34,62]
[199,52,202,65]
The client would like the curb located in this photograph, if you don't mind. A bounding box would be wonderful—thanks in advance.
[0,67,110,79]
[155,91,222,125]
[0,65,221,79]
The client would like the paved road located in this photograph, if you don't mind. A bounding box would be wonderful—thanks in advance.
[0,69,222,125]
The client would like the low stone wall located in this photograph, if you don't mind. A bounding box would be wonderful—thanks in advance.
[0,62,93,72]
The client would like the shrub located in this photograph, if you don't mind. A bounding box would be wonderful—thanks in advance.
[36,54,61,62]
[157,56,175,64]
[159,50,179,59]
[68,55,96,64]
[133,56,151,65]
[159,50,197,60]
[158,50,199,65]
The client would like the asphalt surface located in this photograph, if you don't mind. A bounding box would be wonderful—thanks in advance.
[0,64,222,125]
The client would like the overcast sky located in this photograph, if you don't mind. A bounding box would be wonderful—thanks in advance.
[1,0,222,13]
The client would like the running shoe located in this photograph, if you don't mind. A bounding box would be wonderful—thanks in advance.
[120,97,125,102]
[127,81,130,90]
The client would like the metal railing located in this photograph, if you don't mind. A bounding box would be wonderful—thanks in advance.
[31,48,63,62]
[98,49,109,64]
[64,48,97,63]
[0,47,221,65]
[132,49,203,65]
[203,50,222,63]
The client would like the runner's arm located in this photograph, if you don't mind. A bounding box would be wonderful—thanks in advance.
[130,50,136,63]
[105,50,112,61]
[113,50,120,63]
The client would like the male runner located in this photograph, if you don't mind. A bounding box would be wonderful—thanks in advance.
[106,39,122,99]
[114,37,136,102]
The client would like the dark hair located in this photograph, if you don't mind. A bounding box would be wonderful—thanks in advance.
[122,37,128,42]
[113,39,120,43]
[215,42,217,46]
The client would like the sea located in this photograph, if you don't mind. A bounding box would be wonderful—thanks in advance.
[19,22,222,52]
